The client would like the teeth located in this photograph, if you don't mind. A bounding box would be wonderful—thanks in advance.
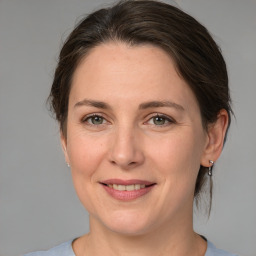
[117,185,125,191]
[107,184,147,191]
[126,185,134,191]
[135,184,141,190]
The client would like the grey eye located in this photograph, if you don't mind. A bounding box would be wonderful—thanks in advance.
[153,116,166,125]
[91,116,103,125]
[87,115,105,125]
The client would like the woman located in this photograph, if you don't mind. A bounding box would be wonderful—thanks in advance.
[25,0,237,255]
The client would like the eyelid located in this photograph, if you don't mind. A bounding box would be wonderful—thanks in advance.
[81,113,108,124]
[80,112,175,126]
[145,113,176,125]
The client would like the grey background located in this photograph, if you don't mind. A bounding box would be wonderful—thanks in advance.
[0,0,255,255]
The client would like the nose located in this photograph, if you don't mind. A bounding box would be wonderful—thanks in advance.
[108,126,145,170]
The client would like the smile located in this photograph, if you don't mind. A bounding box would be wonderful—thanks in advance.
[107,184,146,191]
[100,179,156,201]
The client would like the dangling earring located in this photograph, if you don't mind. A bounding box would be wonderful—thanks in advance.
[208,160,214,176]
[67,163,70,168]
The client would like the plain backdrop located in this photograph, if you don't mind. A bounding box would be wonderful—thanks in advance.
[0,0,256,255]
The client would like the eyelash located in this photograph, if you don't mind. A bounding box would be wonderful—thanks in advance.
[81,113,176,128]
[81,114,107,126]
[146,114,176,127]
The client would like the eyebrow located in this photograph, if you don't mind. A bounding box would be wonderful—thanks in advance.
[74,99,112,109]
[74,99,184,111]
[139,101,185,111]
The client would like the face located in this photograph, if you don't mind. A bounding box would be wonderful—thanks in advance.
[62,42,210,235]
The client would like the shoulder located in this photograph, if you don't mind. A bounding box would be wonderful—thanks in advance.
[23,240,75,256]
[206,240,238,256]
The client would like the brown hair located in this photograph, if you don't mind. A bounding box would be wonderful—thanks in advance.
[49,0,232,210]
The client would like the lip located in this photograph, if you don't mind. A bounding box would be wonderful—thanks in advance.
[100,179,156,201]
[101,179,154,186]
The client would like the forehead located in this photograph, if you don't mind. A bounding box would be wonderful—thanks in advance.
[70,42,198,111]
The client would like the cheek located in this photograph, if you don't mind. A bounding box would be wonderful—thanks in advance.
[67,133,108,211]
[149,129,205,185]
[148,131,205,214]
[67,131,107,181]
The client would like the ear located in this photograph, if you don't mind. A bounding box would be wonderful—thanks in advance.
[60,131,70,166]
[200,109,229,167]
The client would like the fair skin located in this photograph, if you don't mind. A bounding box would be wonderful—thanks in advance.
[61,42,228,256]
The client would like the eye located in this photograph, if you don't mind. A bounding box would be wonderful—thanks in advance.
[83,114,106,125]
[147,114,175,126]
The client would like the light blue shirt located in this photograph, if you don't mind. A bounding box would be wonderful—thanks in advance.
[24,239,238,256]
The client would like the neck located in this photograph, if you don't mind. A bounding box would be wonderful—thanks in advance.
[73,209,206,256]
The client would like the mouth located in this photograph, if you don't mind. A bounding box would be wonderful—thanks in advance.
[100,179,156,201]
[101,183,154,191]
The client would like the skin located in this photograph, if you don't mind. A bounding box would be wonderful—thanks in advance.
[61,42,228,256]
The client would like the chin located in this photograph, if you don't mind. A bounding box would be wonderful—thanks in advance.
[98,209,156,236]
[107,223,151,236]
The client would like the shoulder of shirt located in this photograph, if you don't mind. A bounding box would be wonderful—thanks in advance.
[206,240,239,256]
[23,240,75,256]
[23,239,239,256]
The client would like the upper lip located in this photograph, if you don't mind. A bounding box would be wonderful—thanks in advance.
[100,179,155,186]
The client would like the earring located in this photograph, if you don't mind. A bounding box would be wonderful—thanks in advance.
[208,160,214,176]
[67,163,70,168]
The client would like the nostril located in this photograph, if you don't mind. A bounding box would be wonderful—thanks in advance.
[128,161,136,165]
[110,160,136,165]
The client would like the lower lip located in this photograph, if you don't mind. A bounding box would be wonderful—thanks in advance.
[102,185,155,201]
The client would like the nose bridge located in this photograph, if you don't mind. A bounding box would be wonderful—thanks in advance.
[109,123,144,169]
